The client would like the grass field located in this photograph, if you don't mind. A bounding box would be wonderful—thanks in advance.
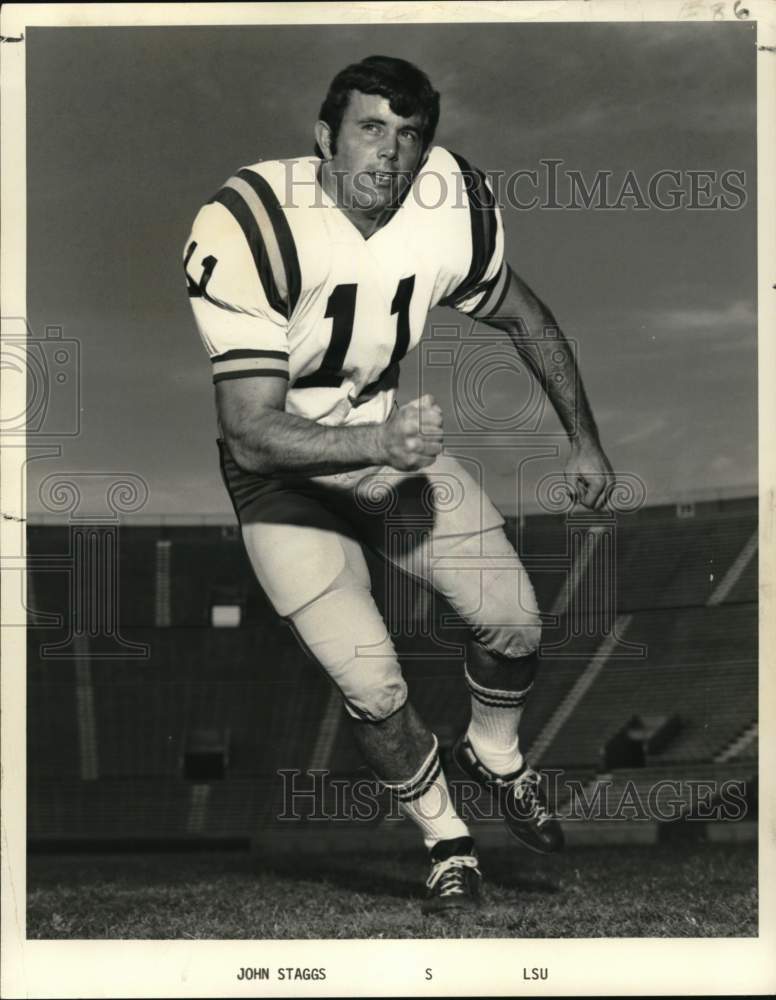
[27,841,757,939]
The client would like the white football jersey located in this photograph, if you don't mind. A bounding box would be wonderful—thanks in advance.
[184,146,509,428]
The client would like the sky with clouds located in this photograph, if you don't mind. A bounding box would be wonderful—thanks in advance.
[24,19,757,518]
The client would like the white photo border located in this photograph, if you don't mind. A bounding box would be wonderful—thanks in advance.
[1,2,774,997]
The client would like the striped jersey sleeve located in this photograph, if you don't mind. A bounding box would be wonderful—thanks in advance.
[183,166,301,384]
[439,152,509,320]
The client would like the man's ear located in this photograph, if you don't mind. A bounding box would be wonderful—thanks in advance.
[315,120,334,160]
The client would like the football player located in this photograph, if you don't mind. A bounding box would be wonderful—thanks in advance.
[184,55,614,914]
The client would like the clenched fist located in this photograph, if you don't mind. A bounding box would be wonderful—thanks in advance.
[379,395,443,471]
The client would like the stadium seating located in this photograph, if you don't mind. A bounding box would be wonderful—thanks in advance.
[26,497,759,840]
[536,604,756,768]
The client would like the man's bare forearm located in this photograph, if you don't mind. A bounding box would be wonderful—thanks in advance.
[523,322,601,448]
[229,409,386,476]
[485,294,601,447]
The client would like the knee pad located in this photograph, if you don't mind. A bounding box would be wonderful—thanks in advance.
[288,567,408,723]
[343,676,409,723]
[425,525,542,660]
[470,618,542,660]
[469,558,542,659]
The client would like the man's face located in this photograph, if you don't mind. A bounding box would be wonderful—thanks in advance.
[324,91,426,213]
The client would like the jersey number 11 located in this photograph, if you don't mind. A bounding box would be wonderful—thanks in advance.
[294,275,416,390]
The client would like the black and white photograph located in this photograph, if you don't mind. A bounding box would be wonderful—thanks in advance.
[1,1,774,996]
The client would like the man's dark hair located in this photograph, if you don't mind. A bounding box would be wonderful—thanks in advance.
[315,55,440,158]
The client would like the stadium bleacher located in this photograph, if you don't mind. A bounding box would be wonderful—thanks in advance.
[26,496,758,841]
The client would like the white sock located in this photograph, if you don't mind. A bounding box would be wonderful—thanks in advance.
[380,735,469,850]
[465,665,532,776]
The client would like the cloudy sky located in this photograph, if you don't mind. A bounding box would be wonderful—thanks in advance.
[24,19,757,518]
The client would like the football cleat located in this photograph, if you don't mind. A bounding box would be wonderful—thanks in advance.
[453,735,564,854]
[421,836,482,915]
